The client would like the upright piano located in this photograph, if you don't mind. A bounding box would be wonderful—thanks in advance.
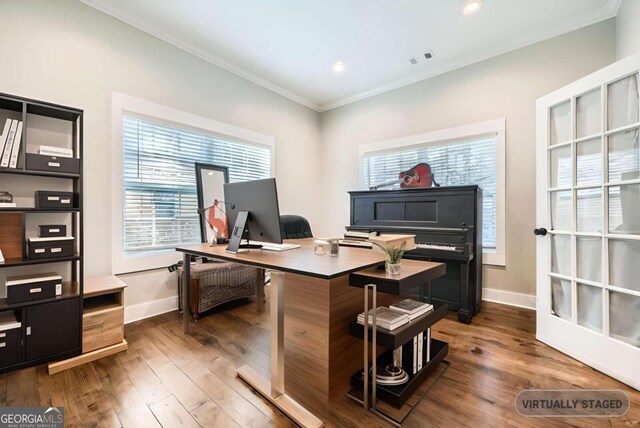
[348,186,482,323]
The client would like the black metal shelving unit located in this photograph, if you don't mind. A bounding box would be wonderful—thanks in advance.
[346,260,451,426]
[0,92,83,373]
[348,306,450,408]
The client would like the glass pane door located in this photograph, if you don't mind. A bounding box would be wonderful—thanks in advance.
[538,56,640,391]
[547,75,640,347]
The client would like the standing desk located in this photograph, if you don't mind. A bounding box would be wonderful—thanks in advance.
[176,239,444,427]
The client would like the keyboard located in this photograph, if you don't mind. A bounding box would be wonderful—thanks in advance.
[415,243,460,252]
[257,242,301,252]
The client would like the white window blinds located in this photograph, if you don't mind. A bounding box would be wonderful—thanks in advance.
[362,137,497,249]
[123,115,271,255]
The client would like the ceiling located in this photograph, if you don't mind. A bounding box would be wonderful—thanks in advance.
[81,0,621,111]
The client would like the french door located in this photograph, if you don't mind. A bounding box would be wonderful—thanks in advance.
[536,53,640,390]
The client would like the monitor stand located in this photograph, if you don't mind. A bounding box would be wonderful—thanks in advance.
[226,210,263,254]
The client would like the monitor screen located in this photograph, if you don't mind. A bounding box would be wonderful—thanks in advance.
[224,178,283,245]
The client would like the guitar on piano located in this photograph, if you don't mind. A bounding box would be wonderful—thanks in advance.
[369,163,440,191]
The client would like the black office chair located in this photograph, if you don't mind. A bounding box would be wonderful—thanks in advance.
[280,215,313,239]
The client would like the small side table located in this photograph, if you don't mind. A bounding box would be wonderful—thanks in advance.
[348,260,448,426]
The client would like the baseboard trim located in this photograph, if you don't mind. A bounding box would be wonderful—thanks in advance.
[125,295,178,324]
[482,288,536,310]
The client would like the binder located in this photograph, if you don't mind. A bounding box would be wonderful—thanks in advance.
[425,328,431,363]
[0,120,17,167]
[417,332,424,371]
[0,119,13,166]
[8,121,22,168]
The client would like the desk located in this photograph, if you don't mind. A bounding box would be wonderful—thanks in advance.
[176,239,444,427]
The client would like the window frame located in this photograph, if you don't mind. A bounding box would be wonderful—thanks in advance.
[111,92,275,274]
[358,118,506,266]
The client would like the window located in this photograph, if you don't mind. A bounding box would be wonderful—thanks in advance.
[112,92,275,274]
[122,116,271,256]
[359,119,506,265]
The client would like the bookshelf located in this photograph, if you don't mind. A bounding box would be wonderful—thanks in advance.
[0,92,83,373]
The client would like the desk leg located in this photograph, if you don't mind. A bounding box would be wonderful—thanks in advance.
[236,271,323,428]
[182,252,190,334]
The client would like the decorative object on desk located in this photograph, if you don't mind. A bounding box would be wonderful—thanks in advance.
[371,241,406,276]
[329,238,340,257]
[368,162,440,190]
[389,299,434,320]
[314,239,327,255]
[195,163,229,245]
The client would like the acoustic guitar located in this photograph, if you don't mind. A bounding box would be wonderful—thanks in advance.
[369,163,440,190]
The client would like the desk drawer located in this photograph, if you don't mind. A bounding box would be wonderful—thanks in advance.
[82,306,123,353]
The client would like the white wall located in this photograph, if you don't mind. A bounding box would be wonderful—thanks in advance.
[0,0,322,319]
[319,20,617,298]
[616,0,640,59]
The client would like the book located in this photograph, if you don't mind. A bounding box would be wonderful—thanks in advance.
[390,299,434,321]
[0,202,17,207]
[407,307,433,320]
[369,234,416,252]
[8,121,22,168]
[344,230,377,240]
[38,145,73,158]
[0,119,11,162]
[413,336,418,374]
[0,120,17,167]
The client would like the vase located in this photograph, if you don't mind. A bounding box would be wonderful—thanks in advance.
[385,262,401,276]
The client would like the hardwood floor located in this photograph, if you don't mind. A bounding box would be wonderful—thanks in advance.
[3,293,638,427]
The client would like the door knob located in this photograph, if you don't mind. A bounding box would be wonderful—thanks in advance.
[533,228,548,236]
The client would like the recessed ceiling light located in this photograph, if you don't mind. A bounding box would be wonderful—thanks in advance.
[332,61,346,73]
[462,0,483,15]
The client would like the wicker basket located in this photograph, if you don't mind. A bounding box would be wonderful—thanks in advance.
[178,260,264,318]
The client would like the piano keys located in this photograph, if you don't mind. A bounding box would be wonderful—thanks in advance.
[348,185,482,323]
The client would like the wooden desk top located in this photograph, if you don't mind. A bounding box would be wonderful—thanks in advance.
[176,238,388,279]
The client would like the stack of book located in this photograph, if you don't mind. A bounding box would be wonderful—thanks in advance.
[389,299,434,320]
[0,119,23,169]
[339,230,376,248]
[357,307,409,330]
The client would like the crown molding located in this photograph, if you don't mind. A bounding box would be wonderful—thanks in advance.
[81,0,620,114]
[79,0,322,112]
[318,0,622,111]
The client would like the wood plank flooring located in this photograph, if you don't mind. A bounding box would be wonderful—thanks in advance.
[2,292,639,427]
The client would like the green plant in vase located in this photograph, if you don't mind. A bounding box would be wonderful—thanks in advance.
[372,241,406,275]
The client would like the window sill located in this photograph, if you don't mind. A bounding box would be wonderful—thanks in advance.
[113,250,184,275]
[483,252,506,267]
